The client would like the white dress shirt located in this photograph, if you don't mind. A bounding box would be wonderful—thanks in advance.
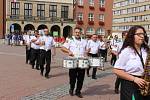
[23,35,30,46]
[87,40,100,54]
[114,47,147,76]
[63,37,87,58]
[99,41,106,50]
[39,35,55,51]
[30,36,40,49]
[110,39,121,52]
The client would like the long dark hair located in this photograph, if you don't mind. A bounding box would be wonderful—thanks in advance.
[120,25,149,53]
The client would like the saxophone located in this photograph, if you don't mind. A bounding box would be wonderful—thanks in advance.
[140,48,150,96]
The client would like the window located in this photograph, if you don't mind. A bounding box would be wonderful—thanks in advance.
[61,6,69,19]
[99,0,105,7]
[11,2,20,18]
[86,27,95,34]
[49,5,57,18]
[37,4,45,19]
[78,0,83,6]
[96,28,105,35]
[89,0,94,6]
[77,12,83,21]
[99,14,104,21]
[88,13,94,21]
[24,3,32,19]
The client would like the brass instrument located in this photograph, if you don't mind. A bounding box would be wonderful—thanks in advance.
[140,43,150,96]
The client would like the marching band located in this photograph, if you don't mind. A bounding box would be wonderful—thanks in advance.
[22,25,150,99]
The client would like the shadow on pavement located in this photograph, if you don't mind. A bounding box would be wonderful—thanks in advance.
[83,84,115,96]
[51,72,67,78]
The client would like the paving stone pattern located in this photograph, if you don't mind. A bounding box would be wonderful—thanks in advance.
[22,69,112,100]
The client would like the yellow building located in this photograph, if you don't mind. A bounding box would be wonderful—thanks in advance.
[6,0,75,38]
[112,0,150,36]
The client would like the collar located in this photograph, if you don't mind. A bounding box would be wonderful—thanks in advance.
[75,37,81,41]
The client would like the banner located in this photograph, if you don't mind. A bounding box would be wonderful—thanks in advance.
[53,31,58,37]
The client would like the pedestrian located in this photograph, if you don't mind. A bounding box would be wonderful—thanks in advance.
[86,34,100,79]
[113,25,150,100]
[61,27,87,98]
[39,28,56,78]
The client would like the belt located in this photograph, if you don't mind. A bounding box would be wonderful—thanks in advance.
[132,75,143,78]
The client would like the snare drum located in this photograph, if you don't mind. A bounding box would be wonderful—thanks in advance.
[89,57,101,67]
[63,58,77,69]
[78,57,89,69]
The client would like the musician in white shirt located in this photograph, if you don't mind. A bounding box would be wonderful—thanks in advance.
[30,30,40,69]
[39,28,56,78]
[110,35,120,66]
[61,27,87,98]
[23,32,31,64]
[86,34,100,79]
[99,36,108,62]
[113,25,150,100]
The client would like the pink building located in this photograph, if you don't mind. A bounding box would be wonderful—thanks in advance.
[73,0,113,37]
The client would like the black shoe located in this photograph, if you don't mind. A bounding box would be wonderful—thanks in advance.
[45,75,50,79]
[69,89,74,96]
[75,93,83,98]
[92,77,97,79]
[87,74,90,77]
[40,72,43,76]
[36,67,40,70]
[114,89,119,94]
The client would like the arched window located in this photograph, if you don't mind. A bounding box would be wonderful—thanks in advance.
[86,27,95,34]
[96,28,105,35]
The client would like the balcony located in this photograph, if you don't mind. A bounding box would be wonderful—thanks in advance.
[77,20,83,25]
[10,15,20,20]
[7,15,75,24]
[99,7,105,11]
[88,21,94,25]
[89,5,94,10]
[78,4,84,8]
[99,21,105,26]
[24,16,34,21]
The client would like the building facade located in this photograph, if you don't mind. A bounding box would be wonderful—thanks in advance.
[73,0,113,36]
[112,0,150,36]
[6,0,75,38]
[0,0,6,38]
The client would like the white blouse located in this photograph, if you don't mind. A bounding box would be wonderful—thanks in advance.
[114,47,147,76]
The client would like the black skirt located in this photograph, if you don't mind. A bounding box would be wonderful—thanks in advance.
[120,79,150,100]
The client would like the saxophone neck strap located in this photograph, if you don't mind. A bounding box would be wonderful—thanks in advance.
[134,47,145,69]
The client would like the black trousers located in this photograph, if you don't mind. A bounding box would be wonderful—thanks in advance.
[99,49,107,61]
[39,49,51,76]
[111,53,117,66]
[115,77,121,90]
[30,48,40,68]
[25,46,30,64]
[69,68,85,93]
[87,53,98,78]
[120,79,150,100]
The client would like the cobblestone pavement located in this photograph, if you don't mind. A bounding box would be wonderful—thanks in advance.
[22,69,114,100]
[0,44,119,100]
